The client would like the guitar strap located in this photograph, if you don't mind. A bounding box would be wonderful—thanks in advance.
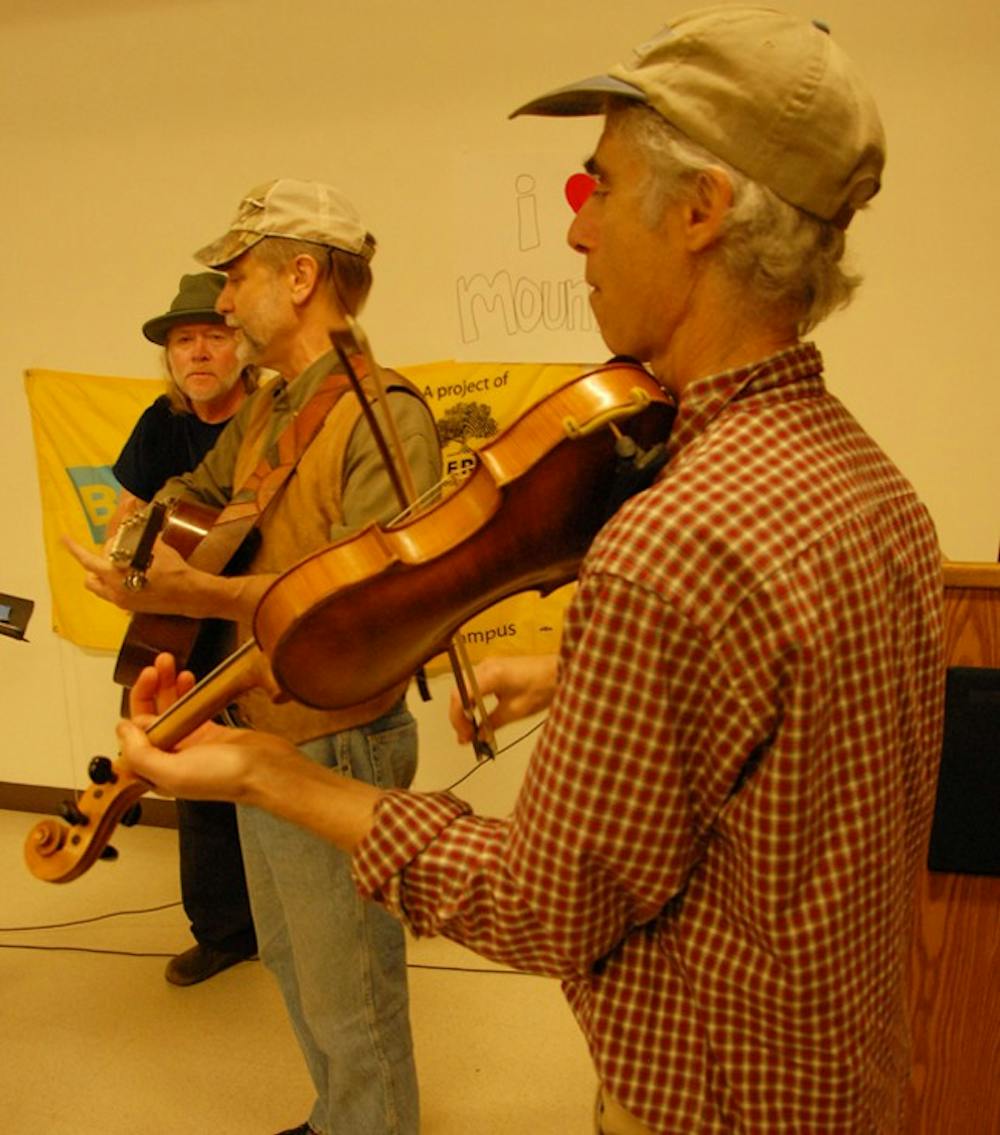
[184,358,364,572]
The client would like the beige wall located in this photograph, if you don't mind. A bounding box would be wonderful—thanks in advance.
[3,0,998,794]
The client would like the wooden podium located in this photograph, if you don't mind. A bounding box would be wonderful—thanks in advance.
[907,562,1000,1133]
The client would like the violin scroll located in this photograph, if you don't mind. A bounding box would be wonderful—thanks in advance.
[24,640,271,884]
[24,758,149,883]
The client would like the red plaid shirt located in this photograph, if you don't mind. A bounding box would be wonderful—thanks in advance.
[354,343,945,1133]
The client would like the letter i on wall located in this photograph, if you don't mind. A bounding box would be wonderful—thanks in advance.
[515,174,541,251]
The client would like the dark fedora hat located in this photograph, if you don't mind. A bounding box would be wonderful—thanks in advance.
[142,272,227,345]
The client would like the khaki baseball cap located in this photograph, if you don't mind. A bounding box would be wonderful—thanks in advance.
[510,6,885,227]
[194,178,376,268]
[142,272,227,345]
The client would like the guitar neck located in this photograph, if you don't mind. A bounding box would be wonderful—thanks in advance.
[145,640,268,749]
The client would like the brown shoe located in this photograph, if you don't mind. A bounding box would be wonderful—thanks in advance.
[164,943,254,986]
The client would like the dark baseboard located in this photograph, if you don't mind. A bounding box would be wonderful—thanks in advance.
[0,781,178,829]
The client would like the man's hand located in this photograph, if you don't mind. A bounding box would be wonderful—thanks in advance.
[127,651,235,750]
[63,534,202,614]
[448,654,559,744]
[117,715,290,803]
[121,653,280,799]
[63,534,272,621]
[128,652,197,719]
[117,707,380,853]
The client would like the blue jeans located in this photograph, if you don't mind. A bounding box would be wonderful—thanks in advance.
[237,702,419,1135]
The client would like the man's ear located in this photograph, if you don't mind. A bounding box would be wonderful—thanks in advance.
[683,168,734,252]
[287,252,323,305]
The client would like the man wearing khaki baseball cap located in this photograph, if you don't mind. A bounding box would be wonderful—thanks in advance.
[72,178,441,1135]
[509,5,886,229]
[116,12,943,1135]
[194,178,377,272]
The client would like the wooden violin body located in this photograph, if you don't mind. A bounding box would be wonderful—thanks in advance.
[255,361,675,709]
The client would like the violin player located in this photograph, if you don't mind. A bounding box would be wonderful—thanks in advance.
[69,180,441,1135]
[117,10,945,1135]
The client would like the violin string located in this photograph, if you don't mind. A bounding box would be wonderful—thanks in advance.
[381,469,466,530]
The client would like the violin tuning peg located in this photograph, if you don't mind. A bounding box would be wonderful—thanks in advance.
[99,845,119,861]
[58,800,88,827]
[120,804,142,828]
[88,755,118,785]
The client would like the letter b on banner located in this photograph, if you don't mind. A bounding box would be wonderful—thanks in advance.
[66,466,120,545]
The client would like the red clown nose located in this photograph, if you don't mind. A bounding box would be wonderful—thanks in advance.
[564,172,596,213]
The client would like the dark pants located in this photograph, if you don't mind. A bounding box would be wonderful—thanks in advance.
[177,798,257,955]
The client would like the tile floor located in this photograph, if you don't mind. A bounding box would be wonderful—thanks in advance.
[0,807,596,1134]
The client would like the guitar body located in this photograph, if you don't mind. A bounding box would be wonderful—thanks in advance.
[113,499,256,687]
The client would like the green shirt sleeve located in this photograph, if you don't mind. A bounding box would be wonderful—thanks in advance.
[332,389,443,543]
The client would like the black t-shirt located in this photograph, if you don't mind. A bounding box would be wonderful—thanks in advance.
[113,395,228,501]
[112,394,237,682]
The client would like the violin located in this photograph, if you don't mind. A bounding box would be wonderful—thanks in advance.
[255,359,675,709]
[24,357,674,884]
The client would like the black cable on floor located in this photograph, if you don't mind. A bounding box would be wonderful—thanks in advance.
[442,718,545,792]
[0,900,538,975]
[0,939,537,976]
[2,722,548,972]
[0,899,182,933]
[0,943,176,957]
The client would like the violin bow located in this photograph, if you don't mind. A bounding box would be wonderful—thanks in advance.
[328,311,497,762]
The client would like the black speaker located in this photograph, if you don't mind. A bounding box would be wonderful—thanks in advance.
[927,667,1000,876]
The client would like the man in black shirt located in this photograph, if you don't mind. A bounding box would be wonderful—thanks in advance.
[113,272,259,985]
[110,272,258,532]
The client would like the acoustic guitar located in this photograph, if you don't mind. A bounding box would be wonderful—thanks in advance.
[110,498,258,688]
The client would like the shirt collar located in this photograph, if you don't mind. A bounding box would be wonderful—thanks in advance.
[665,341,824,460]
[269,347,342,409]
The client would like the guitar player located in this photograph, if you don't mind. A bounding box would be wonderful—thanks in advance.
[111,271,260,987]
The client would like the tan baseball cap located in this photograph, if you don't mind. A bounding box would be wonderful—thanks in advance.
[510,6,885,228]
[194,178,376,268]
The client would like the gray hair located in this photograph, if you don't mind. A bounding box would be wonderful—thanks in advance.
[611,103,861,333]
[249,235,375,316]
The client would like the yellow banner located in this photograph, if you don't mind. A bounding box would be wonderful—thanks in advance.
[397,360,587,672]
[25,360,589,660]
[24,368,162,651]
